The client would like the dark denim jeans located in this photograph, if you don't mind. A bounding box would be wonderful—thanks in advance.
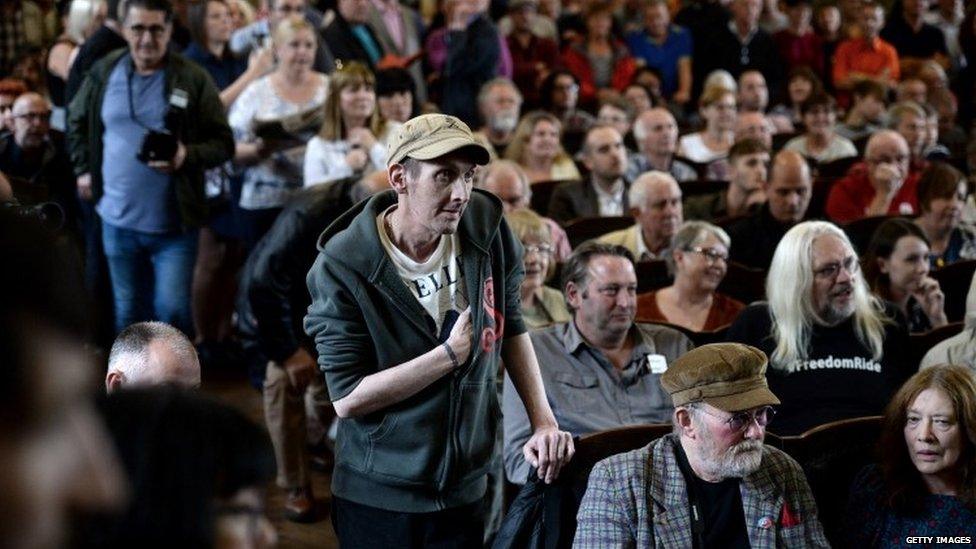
[101,222,198,335]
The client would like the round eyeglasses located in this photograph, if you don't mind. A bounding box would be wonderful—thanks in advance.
[697,405,776,433]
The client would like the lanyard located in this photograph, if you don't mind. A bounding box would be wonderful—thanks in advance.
[125,56,157,133]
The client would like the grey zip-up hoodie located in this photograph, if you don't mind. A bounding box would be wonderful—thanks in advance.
[304,188,526,512]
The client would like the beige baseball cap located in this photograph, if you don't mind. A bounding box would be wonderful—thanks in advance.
[386,114,491,167]
[660,343,780,412]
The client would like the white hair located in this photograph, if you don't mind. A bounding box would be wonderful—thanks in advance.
[766,221,889,372]
[478,159,531,199]
[66,0,107,43]
[628,170,678,210]
[703,70,738,95]
[107,321,197,380]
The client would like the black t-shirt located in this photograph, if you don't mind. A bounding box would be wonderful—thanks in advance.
[726,205,793,270]
[880,14,948,60]
[727,302,914,435]
[674,443,751,548]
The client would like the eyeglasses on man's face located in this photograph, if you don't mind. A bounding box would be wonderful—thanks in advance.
[14,111,51,122]
[128,23,168,37]
[698,405,776,433]
[813,255,859,281]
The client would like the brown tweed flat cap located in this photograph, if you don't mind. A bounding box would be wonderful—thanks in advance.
[661,343,780,412]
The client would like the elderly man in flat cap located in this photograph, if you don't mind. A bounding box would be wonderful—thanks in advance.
[305,113,573,547]
[574,342,829,548]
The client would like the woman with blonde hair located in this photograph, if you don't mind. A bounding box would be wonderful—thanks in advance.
[304,61,393,188]
[47,0,106,128]
[228,15,329,249]
[677,85,737,166]
[504,208,571,328]
[846,364,976,544]
[504,111,581,183]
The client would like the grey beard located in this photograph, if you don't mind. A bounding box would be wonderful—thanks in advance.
[697,428,764,480]
[714,439,764,478]
[490,112,519,134]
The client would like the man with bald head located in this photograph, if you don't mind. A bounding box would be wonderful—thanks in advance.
[737,70,768,113]
[734,111,774,149]
[826,130,920,223]
[627,108,697,182]
[478,160,571,261]
[105,321,201,392]
[549,125,631,223]
[727,150,812,269]
[596,171,683,261]
[0,93,76,225]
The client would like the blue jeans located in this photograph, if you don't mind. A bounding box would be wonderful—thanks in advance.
[101,222,198,335]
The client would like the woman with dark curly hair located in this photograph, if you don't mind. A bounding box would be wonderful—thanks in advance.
[846,364,976,545]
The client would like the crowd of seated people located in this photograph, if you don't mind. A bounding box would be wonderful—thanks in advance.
[4,0,976,545]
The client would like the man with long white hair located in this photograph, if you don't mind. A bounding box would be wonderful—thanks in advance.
[575,343,828,547]
[727,221,914,435]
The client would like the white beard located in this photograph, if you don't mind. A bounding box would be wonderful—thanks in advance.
[696,417,764,479]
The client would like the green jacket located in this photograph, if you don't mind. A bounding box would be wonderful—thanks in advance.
[304,189,527,512]
[67,49,234,228]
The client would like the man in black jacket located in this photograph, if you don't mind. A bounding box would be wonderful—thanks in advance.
[696,0,783,95]
[238,177,365,522]
[321,0,385,69]
[0,93,78,237]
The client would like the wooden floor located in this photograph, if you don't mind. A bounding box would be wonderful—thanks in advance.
[205,372,339,548]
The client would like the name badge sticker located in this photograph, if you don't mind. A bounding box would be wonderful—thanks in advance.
[647,354,668,374]
[169,89,189,109]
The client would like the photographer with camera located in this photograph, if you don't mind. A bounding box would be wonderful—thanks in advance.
[68,0,234,336]
[0,92,76,236]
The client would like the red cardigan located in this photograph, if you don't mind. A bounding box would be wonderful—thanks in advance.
[560,41,637,107]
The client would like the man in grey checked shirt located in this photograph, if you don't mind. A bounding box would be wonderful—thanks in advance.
[502,241,692,484]
[575,343,829,548]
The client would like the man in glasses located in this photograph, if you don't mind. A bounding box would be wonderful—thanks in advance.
[503,241,693,484]
[68,0,233,337]
[728,221,913,435]
[0,93,77,229]
[826,130,921,223]
[576,342,829,547]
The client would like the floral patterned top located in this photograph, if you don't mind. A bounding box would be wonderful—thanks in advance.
[846,465,976,547]
[228,73,328,210]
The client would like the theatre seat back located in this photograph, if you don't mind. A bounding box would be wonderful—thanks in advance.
[767,416,883,546]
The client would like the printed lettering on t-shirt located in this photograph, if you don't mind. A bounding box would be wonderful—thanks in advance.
[790,355,882,373]
[410,258,462,298]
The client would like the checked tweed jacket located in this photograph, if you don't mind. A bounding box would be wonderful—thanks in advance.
[574,434,830,548]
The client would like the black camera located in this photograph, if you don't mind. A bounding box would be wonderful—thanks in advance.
[135,88,188,165]
[2,201,65,231]
[136,130,179,164]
